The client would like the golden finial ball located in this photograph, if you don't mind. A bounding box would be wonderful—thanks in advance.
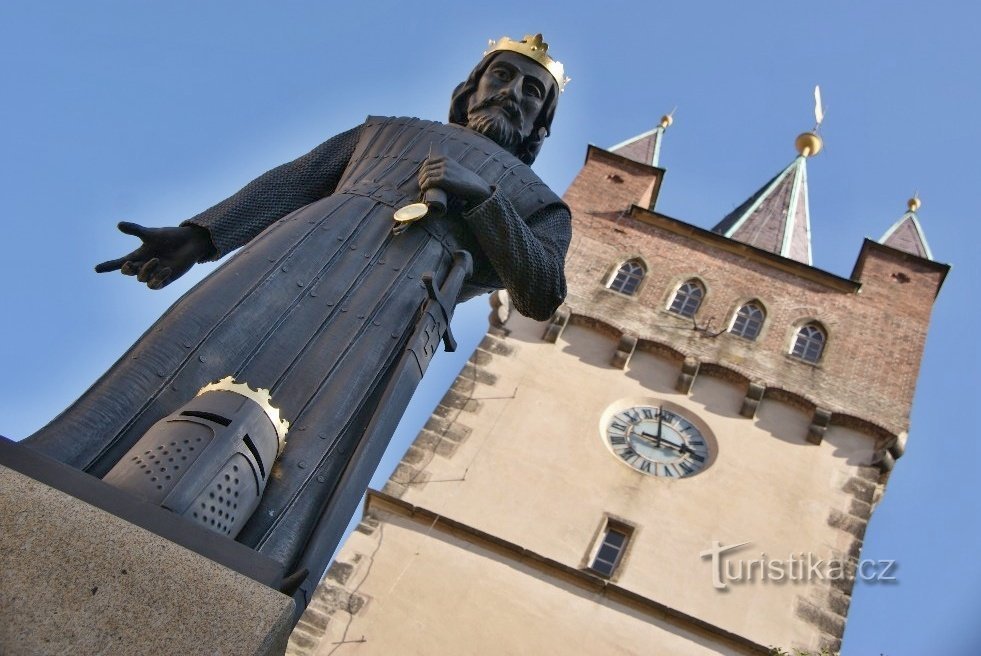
[795,132,823,157]
[907,196,922,212]
[659,114,673,129]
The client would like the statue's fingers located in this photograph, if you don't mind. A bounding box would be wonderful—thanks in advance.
[118,221,151,240]
[120,261,141,276]
[137,258,159,283]
[95,257,128,273]
[147,267,172,290]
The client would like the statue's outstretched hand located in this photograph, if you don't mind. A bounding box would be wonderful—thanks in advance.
[94,222,215,290]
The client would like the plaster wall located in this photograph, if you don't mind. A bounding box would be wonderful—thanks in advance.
[390,314,878,650]
[307,509,753,656]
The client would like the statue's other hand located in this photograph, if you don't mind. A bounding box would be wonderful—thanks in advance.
[94,222,215,290]
[418,154,492,206]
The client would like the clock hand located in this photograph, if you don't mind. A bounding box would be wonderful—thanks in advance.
[639,431,686,453]
[656,413,663,448]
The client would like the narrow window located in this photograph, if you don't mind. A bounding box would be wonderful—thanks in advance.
[730,302,765,340]
[791,323,826,363]
[590,522,632,577]
[608,260,645,295]
[669,280,704,318]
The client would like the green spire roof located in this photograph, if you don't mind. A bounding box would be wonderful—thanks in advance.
[880,202,933,260]
[711,155,813,265]
[609,116,672,167]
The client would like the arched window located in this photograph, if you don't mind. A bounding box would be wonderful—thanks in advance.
[730,302,765,340]
[791,323,826,363]
[669,280,704,318]
[608,259,645,295]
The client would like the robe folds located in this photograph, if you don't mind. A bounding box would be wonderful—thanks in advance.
[24,116,571,570]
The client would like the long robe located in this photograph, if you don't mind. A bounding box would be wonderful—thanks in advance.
[24,116,571,572]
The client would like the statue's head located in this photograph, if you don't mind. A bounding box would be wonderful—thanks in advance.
[449,34,568,165]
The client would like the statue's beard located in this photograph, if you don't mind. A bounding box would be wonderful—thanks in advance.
[467,103,523,152]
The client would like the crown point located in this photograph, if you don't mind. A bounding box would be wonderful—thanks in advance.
[197,376,290,455]
[795,131,823,157]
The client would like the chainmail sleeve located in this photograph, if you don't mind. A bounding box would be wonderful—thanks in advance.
[460,188,571,320]
[181,125,362,258]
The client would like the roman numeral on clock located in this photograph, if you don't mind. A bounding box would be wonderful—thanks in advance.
[617,446,638,460]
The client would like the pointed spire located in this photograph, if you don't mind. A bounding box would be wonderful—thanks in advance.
[712,132,821,265]
[609,111,674,167]
[880,195,934,260]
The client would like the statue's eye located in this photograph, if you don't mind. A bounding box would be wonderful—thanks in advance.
[525,82,544,99]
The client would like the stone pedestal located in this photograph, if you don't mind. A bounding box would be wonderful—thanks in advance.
[0,454,295,655]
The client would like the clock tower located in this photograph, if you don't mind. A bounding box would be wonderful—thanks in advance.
[287,119,947,655]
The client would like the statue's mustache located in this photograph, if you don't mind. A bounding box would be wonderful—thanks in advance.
[472,96,522,123]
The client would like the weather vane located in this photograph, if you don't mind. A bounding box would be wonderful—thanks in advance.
[813,85,826,132]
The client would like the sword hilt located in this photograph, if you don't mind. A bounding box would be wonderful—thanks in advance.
[421,250,473,352]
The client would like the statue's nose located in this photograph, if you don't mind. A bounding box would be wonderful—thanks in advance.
[499,76,522,100]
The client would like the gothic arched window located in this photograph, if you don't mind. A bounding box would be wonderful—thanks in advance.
[608,259,646,295]
[730,302,765,341]
[791,323,826,363]
[668,280,704,318]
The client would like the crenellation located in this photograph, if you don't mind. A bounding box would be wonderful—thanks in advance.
[827,509,868,541]
[795,597,846,639]
[848,498,872,521]
[478,334,515,356]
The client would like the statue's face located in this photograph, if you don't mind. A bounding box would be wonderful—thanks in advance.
[466,51,554,152]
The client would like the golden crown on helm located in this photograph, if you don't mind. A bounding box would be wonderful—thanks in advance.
[485,34,570,93]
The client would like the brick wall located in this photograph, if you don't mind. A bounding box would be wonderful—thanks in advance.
[559,151,945,438]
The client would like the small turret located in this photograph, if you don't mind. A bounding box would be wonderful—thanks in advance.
[879,194,934,260]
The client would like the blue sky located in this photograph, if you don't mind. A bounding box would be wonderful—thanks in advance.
[0,2,977,653]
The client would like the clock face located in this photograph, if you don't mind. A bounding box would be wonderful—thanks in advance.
[604,404,711,478]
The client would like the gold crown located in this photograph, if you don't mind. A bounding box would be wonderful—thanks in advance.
[485,34,570,92]
[198,376,290,456]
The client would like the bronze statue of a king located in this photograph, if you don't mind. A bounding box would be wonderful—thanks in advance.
[22,34,571,611]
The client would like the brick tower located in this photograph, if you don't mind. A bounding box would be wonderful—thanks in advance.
[287,118,948,655]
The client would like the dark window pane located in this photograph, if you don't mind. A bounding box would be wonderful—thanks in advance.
[604,529,627,548]
[791,324,825,363]
[591,559,614,576]
[731,303,764,340]
[591,526,630,577]
[670,281,704,318]
[609,260,645,296]
[596,544,620,563]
